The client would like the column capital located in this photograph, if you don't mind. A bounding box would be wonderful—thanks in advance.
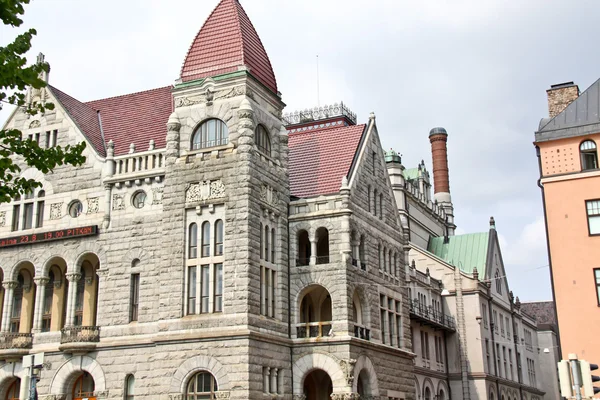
[34,276,50,285]
[2,281,18,290]
[66,273,82,282]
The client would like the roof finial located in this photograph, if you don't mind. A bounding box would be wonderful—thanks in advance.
[473,267,479,280]
[490,216,496,229]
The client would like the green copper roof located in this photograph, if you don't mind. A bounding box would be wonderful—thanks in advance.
[385,149,401,163]
[403,168,419,181]
[428,233,489,278]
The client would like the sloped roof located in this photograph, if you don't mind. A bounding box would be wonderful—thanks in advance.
[86,87,172,156]
[288,124,366,198]
[403,168,419,181]
[428,233,489,277]
[536,78,600,141]
[520,301,557,330]
[180,0,278,94]
[48,86,106,157]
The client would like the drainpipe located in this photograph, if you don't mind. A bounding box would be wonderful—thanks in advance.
[535,145,562,360]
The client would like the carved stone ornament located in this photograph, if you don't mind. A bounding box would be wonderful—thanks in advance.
[50,203,63,220]
[112,194,126,211]
[339,359,357,386]
[186,180,226,203]
[2,281,18,290]
[0,211,6,227]
[152,187,164,205]
[215,86,246,101]
[292,396,307,400]
[260,185,278,206]
[330,394,360,400]
[29,120,41,129]
[168,395,183,400]
[66,273,82,283]
[93,391,109,398]
[214,392,231,400]
[86,197,99,214]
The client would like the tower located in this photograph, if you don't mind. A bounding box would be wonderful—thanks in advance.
[429,127,455,235]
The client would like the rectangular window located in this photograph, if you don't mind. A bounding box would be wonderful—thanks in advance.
[482,305,488,328]
[486,339,491,373]
[260,223,263,260]
[214,263,223,312]
[22,203,33,230]
[500,316,505,336]
[509,349,514,380]
[506,316,511,337]
[388,311,393,345]
[264,226,269,262]
[496,343,501,377]
[12,205,20,231]
[130,273,140,322]
[493,310,498,333]
[271,229,276,263]
[264,267,270,316]
[34,132,40,143]
[187,266,197,315]
[503,346,508,378]
[396,301,402,348]
[45,131,51,148]
[595,269,600,305]
[380,309,386,344]
[201,265,210,313]
[52,130,58,147]
[36,200,44,228]
[587,200,600,235]
[270,269,276,318]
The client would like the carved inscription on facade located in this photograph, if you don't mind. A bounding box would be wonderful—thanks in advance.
[86,197,99,214]
[186,180,226,203]
[50,203,63,220]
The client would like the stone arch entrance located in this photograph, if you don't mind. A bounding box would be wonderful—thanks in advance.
[304,369,332,400]
[50,356,106,399]
[292,353,347,396]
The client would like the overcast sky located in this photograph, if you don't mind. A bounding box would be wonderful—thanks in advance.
[2,0,599,301]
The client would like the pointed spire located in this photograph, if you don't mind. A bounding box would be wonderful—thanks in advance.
[180,0,277,93]
[490,216,496,229]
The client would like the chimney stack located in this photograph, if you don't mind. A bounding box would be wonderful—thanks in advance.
[429,127,456,235]
[547,82,579,118]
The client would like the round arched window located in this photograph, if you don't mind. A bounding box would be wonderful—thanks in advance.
[186,372,218,399]
[255,125,271,156]
[581,140,598,170]
[132,191,147,209]
[69,200,83,218]
[192,119,229,150]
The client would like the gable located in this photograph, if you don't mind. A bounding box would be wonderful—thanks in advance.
[428,233,489,276]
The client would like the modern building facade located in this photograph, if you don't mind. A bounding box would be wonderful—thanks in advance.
[535,79,600,368]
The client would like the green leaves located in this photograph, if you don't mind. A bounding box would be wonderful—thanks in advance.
[0,0,87,204]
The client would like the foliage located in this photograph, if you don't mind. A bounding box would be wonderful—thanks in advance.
[0,0,86,203]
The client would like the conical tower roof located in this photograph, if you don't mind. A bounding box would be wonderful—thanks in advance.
[180,0,278,94]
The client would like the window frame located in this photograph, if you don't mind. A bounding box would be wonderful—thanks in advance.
[594,268,600,306]
[132,191,147,209]
[125,374,135,400]
[255,124,272,156]
[130,273,140,322]
[191,118,229,151]
[580,139,598,171]
[586,199,600,236]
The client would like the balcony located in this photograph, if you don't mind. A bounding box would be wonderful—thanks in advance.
[59,326,100,354]
[353,324,371,341]
[0,333,33,360]
[351,259,367,271]
[295,322,333,339]
[409,300,456,332]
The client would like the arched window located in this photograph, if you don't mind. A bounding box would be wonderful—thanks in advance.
[495,270,502,294]
[359,235,366,270]
[192,119,229,150]
[424,387,432,400]
[259,223,263,259]
[255,125,271,155]
[316,228,329,264]
[10,273,25,333]
[264,225,270,262]
[271,228,276,262]
[36,190,45,228]
[373,189,378,216]
[297,230,310,266]
[72,372,95,400]
[379,193,384,218]
[581,140,598,170]
[42,270,55,332]
[378,244,382,270]
[367,186,371,212]
[6,379,20,400]
[75,266,86,326]
[186,372,218,400]
[201,222,211,258]
[125,374,135,400]
[383,246,387,273]
[189,223,198,259]
[214,220,224,256]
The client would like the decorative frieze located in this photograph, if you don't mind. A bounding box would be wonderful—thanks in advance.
[175,86,250,108]
[152,187,164,205]
[260,185,279,206]
[0,211,5,227]
[339,358,357,386]
[186,180,226,203]
[29,120,41,129]
[86,197,99,214]
[112,194,126,211]
[50,203,63,220]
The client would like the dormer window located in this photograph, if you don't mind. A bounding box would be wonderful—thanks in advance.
[255,125,271,156]
[192,119,229,150]
[580,140,598,171]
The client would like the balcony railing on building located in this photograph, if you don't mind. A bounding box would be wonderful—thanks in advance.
[351,258,367,271]
[61,326,101,344]
[409,300,455,331]
[296,256,330,266]
[353,324,371,340]
[295,322,332,339]
[0,332,33,350]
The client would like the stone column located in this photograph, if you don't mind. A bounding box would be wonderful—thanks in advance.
[271,368,278,394]
[263,367,270,393]
[32,276,49,333]
[165,112,181,164]
[1,281,16,332]
[309,239,317,266]
[65,273,81,326]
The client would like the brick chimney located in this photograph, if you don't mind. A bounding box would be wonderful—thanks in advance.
[547,82,579,118]
[429,127,456,235]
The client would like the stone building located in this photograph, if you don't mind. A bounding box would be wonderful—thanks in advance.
[0,1,415,399]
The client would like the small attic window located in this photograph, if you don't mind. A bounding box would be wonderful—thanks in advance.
[255,125,271,156]
[580,140,598,171]
[192,119,229,150]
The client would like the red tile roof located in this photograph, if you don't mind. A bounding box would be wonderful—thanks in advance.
[86,87,173,156]
[180,0,278,94]
[288,124,366,198]
[49,86,106,157]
